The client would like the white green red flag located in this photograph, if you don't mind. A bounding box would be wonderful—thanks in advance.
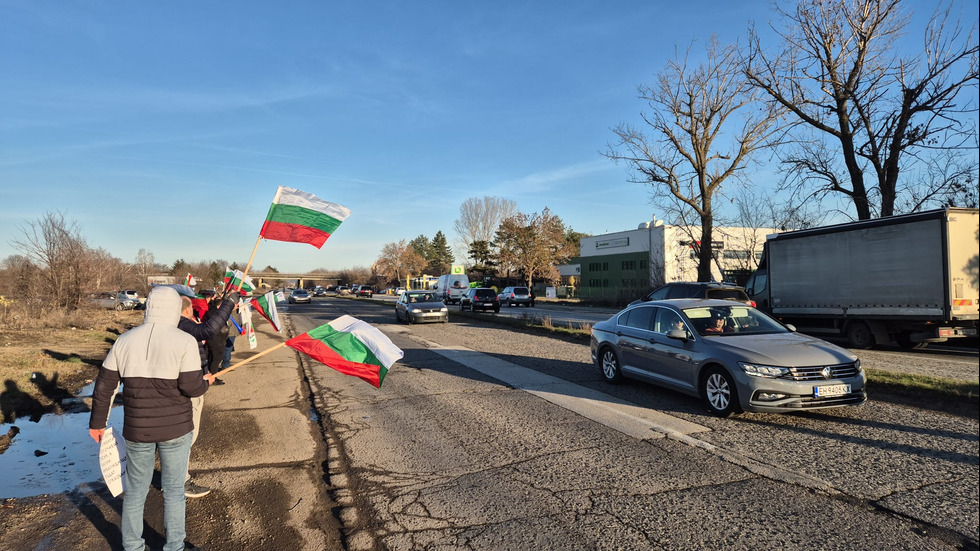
[285,315,403,388]
[249,291,281,332]
[184,273,196,286]
[223,269,255,293]
[259,186,351,249]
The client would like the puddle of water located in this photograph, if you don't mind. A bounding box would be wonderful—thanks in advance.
[0,383,122,499]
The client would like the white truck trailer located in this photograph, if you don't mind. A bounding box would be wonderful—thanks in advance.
[744,207,979,348]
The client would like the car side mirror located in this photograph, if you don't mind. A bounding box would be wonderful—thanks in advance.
[667,329,689,341]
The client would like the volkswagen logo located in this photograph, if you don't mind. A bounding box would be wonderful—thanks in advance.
[821,366,833,379]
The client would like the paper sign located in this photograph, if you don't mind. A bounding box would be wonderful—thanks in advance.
[99,427,128,497]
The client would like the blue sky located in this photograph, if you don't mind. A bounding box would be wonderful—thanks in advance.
[2,1,975,273]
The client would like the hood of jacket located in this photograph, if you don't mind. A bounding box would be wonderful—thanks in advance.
[143,286,182,327]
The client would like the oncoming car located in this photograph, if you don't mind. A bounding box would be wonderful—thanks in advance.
[395,291,449,324]
[287,288,312,304]
[590,299,866,417]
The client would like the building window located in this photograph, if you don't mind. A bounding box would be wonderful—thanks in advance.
[723,250,752,260]
[622,260,637,271]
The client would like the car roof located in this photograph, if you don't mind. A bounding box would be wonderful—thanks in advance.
[638,298,749,309]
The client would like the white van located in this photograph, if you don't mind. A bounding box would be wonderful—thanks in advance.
[433,273,469,305]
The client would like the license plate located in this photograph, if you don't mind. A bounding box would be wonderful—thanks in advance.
[814,384,850,398]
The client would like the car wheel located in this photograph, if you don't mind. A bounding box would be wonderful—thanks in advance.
[114,304,124,311]
[493,306,500,313]
[845,321,876,349]
[395,310,401,322]
[598,347,622,383]
[701,366,740,417]
[459,303,466,311]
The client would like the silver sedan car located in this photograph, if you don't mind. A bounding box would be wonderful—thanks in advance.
[395,291,449,324]
[590,299,866,416]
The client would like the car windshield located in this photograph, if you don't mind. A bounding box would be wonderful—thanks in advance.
[682,305,787,336]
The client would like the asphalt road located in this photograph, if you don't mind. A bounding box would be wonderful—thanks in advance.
[290,297,980,550]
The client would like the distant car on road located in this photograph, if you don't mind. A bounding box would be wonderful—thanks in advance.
[312,286,327,297]
[356,286,374,298]
[497,286,533,307]
[591,299,866,417]
[89,291,140,311]
[395,291,449,324]
[288,288,312,304]
[460,288,500,313]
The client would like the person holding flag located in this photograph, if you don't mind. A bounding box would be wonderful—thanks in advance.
[177,291,239,498]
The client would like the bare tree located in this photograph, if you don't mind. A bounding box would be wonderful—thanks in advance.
[746,0,979,219]
[607,37,784,282]
[10,211,91,308]
[374,240,428,286]
[454,196,518,263]
[135,249,157,294]
[495,208,577,288]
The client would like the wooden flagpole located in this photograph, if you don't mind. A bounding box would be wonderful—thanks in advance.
[223,235,263,298]
[213,341,287,377]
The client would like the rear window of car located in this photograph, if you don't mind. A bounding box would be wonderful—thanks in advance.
[513,287,529,294]
[475,289,496,298]
[706,289,748,300]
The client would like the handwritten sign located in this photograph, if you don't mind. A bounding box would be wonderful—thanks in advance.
[99,427,128,497]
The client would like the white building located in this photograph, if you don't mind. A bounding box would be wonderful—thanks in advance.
[569,219,773,302]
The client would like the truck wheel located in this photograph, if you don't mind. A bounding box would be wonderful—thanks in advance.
[845,321,876,349]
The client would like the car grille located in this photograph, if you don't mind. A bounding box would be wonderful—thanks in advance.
[786,363,860,381]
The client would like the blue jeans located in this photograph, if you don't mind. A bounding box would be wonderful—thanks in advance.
[122,431,193,551]
[222,336,236,368]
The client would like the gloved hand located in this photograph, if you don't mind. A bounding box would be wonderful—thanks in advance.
[223,292,241,306]
[89,428,105,444]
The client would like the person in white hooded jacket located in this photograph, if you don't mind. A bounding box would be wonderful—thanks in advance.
[88,286,212,551]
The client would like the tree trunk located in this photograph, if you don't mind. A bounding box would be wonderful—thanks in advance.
[698,214,714,282]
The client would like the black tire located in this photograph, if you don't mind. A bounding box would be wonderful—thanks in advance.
[395,309,401,323]
[895,332,928,349]
[701,366,740,417]
[845,321,876,349]
[493,306,500,313]
[460,302,466,311]
[115,304,124,311]
[598,347,622,383]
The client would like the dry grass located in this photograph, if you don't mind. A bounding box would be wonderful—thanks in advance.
[0,306,142,425]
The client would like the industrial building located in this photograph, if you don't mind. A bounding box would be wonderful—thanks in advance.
[563,218,772,303]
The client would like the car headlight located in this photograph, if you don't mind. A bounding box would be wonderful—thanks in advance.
[409,307,420,313]
[440,307,448,312]
[853,359,861,371]
[738,362,790,378]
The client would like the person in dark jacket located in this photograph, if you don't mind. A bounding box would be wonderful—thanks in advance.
[177,292,237,498]
[88,286,211,551]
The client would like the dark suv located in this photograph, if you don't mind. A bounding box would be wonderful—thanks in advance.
[631,282,754,306]
[460,288,500,312]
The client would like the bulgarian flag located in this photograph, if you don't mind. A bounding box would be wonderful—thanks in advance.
[250,291,281,332]
[285,315,403,388]
[259,186,351,249]
[184,273,196,286]
[224,269,255,293]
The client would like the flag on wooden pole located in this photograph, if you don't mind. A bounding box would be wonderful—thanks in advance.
[259,186,351,249]
[285,315,402,388]
[250,291,281,332]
